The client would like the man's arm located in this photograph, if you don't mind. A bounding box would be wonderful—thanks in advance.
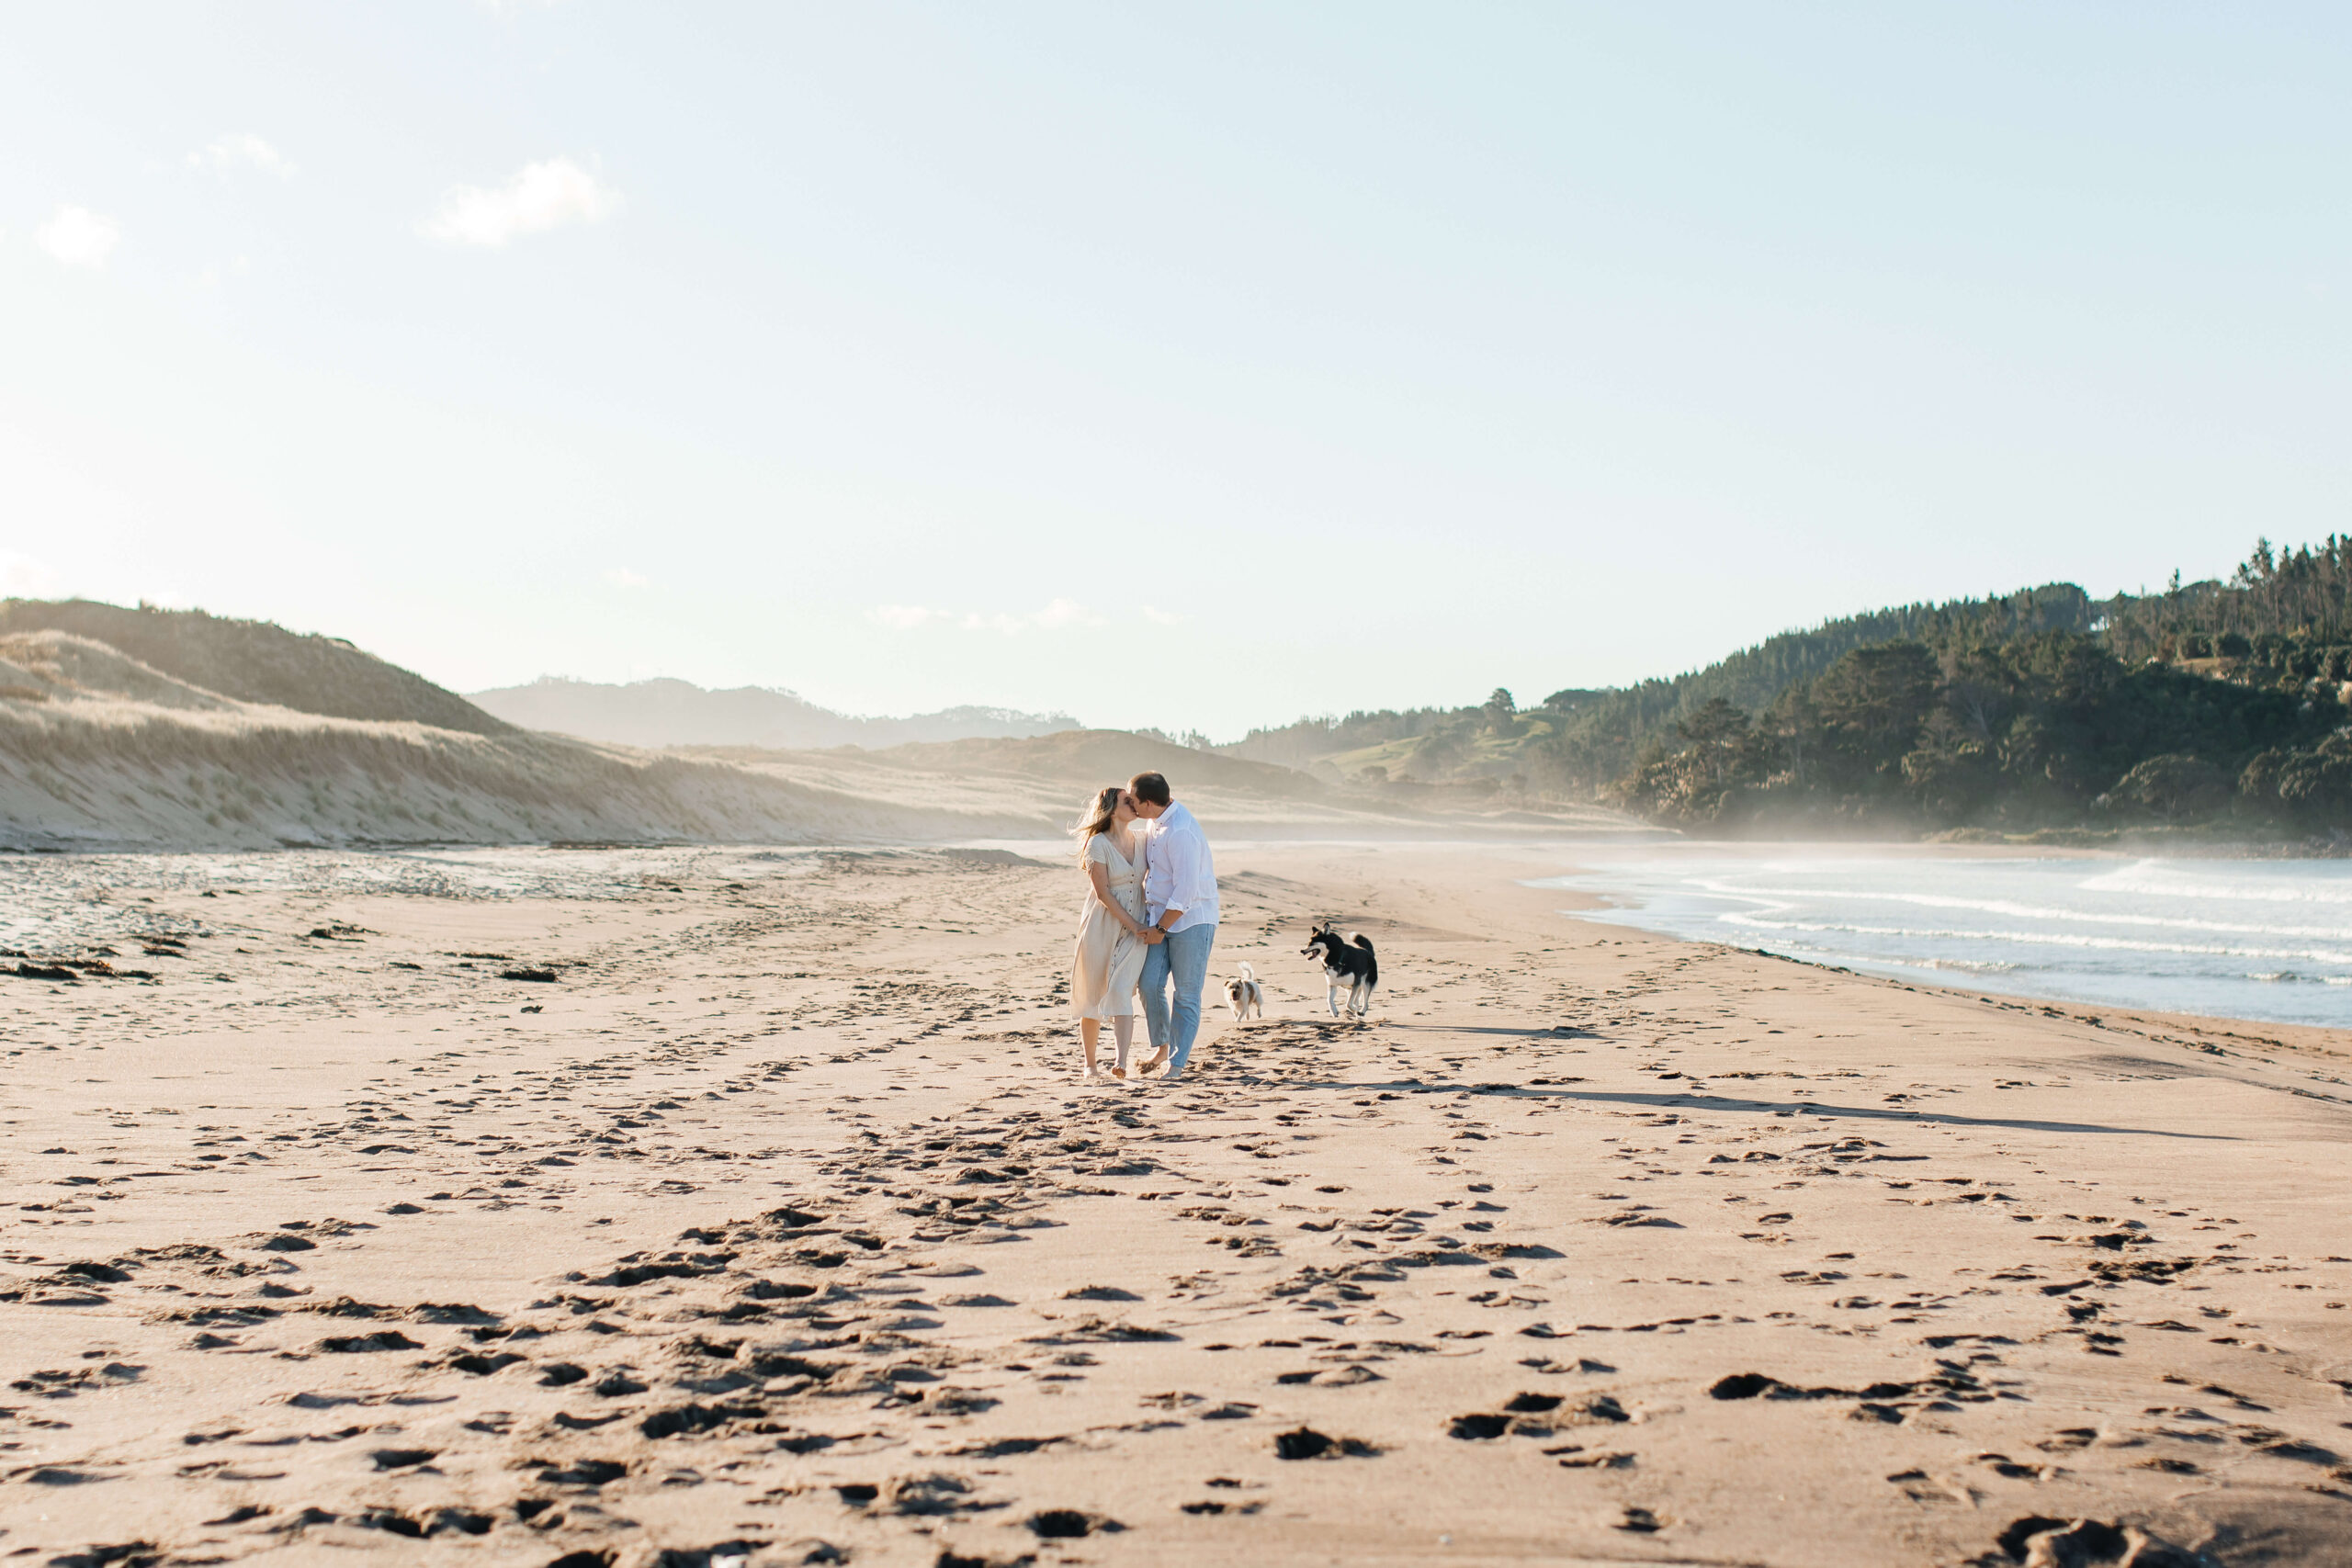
[1138,820,1176,938]
[1158,819,1211,930]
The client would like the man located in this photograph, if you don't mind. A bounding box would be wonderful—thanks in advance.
[1128,770,1216,1079]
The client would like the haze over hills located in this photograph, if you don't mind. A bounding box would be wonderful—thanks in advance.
[671,728,1591,840]
[469,675,1079,750]
[0,600,1571,851]
[24,547,2351,852]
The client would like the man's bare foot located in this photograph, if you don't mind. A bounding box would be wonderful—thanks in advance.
[1139,1050,1170,1075]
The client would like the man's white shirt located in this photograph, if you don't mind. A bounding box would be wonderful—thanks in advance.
[1142,802,1217,934]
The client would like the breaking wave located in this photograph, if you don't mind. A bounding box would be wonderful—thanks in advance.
[1531,852,2352,1029]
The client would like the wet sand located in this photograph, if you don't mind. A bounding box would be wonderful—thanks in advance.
[3,842,2348,1566]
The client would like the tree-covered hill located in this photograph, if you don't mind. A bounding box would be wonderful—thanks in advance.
[1613,536,2352,834]
[1217,536,2352,833]
[1619,631,2342,832]
[1216,581,2105,794]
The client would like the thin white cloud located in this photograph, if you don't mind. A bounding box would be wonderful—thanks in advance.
[420,157,620,248]
[0,551,62,599]
[603,568,650,589]
[871,598,1115,636]
[1141,605,1184,626]
[1026,597,1105,631]
[188,133,296,179]
[35,206,119,267]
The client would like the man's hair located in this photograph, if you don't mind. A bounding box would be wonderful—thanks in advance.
[1128,771,1171,807]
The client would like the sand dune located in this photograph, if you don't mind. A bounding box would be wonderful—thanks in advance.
[0,600,513,736]
[2,842,2346,1565]
[0,630,1040,851]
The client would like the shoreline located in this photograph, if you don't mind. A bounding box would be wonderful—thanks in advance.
[1706,936,2352,1085]
[1527,845,2352,1036]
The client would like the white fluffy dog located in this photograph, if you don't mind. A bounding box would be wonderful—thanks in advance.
[1224,961,1265,1021]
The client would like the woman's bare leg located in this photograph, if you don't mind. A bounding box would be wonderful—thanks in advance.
[1080,1017,1102,1077]
[1111,1014,1135,1077]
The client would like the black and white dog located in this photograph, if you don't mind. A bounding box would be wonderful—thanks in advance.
[1303,925,1377,1018]
[1224,962,1264,1021]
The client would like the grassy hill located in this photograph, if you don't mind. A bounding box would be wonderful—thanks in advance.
[0,600,511,736]
[0,612,1035,850]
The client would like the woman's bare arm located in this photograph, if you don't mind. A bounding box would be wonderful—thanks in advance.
[1087,859,1143,933]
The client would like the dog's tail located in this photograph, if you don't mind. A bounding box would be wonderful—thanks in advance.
[1349,933,1374,955]
[1238,961,1256,982]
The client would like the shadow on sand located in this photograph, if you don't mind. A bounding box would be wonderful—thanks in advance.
[1286,1077,2234,1141]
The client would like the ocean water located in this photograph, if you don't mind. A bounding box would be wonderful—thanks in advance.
[1531,852,2352,1029]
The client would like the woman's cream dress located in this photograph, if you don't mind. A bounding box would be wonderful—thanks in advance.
[1070,830,1147,1019]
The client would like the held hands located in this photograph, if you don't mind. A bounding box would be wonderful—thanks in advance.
[1137,925,1166,944]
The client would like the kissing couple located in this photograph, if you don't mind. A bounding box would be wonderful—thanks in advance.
[1068,771,1218,1081]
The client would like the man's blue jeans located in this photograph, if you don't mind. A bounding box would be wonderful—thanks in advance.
[1139,922,1216,1077]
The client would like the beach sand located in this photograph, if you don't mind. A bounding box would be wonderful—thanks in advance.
[3,842,2348,1566]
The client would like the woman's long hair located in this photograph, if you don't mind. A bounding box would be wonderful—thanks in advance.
[1071,784,1123,863]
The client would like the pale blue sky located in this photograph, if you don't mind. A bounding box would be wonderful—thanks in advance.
[3,4,2346,735]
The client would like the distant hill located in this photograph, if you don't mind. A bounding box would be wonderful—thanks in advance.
[862,728,1323,798]
[469,676,1080,750]
[0,599,512,736]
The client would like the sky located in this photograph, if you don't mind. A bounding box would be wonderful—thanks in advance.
[3,4,2348,738]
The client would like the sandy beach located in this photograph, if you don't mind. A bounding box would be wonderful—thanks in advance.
[4,841,2349,1567]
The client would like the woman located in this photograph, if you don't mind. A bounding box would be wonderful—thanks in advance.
[1069,784,1158,1078]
